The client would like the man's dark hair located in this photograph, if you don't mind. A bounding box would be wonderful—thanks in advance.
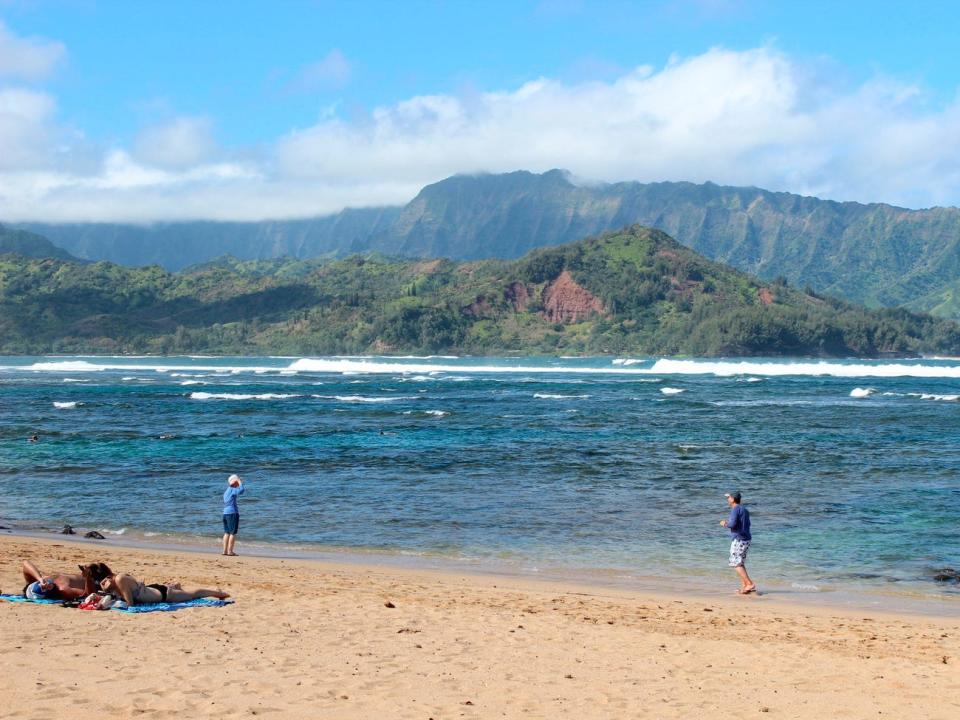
[79,562,114,584]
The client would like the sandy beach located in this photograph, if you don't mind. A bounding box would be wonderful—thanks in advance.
[1,534,958,719]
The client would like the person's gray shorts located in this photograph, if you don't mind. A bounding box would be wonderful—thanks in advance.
[729,539,751,567]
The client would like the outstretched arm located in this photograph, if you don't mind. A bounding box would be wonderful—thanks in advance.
[21,560,43,584]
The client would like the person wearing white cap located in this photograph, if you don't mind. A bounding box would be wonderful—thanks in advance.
[221,474,245,556]
[720,490,756,594]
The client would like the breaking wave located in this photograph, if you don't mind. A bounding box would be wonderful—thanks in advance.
[190,392,301,401]
[8,356,960,380]
[324,395,419,403]
[533,393,591,399]
[53,401,79,409]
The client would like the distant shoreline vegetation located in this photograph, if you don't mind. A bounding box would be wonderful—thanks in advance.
[2,226,959,358]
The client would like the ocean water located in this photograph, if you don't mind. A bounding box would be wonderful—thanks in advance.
[1,355,958,600]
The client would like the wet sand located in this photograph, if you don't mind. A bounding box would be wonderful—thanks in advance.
[1,534,958,719]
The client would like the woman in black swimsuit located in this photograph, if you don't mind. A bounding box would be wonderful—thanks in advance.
[98,572,229,605]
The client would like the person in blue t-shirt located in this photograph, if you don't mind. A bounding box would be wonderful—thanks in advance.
[720,491,756,594]
[221,474,245,556]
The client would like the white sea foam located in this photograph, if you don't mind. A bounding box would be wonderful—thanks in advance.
[190,392,301,401]
[533,393,591,399]
[918,393,960,401]
[791,582,821,592]
[53,401,78,408]
[613,358,645,366]
[322,395,418,403]
[62,378,88,383]
[660,387,685,395]
[647,359,960,378]
[180,380,203,386]
[101,527,127,535]
[849,387,875,398]
[425,410,449,416]
[121,377,135,381]
[13,356,960,379]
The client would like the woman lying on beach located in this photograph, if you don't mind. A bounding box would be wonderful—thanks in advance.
[97,571,229,605]
[21,560,111,601]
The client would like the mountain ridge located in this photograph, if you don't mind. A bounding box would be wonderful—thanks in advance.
[13,170,960,318]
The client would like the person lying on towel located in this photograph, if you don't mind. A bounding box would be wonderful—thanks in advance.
[21,560,112,601]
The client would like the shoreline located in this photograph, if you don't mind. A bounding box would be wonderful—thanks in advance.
[3,526,957,619]
[2,533,959,719]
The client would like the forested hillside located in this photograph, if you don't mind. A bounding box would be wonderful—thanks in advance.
[2,225,957,357]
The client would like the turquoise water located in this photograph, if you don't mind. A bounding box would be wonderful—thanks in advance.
[1,355,958,598]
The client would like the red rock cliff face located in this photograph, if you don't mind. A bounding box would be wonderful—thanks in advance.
[541,270,604,323]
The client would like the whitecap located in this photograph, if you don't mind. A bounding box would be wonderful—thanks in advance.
[326,395,418,403]
[648,359,960,379]
[190,392,301,401]
[918,393,960,401]
[425,410,449,416]
[180,380,203,386]
[62,378,88,383]
[849,387,875,398]
[533,393,591,399]
[660,387,685,395]
[53,401,78,409]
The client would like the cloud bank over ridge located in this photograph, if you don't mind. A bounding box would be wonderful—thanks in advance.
[1,27,959,222]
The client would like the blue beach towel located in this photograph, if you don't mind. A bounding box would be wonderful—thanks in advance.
[113,598,232,613]
[1,593,232,613]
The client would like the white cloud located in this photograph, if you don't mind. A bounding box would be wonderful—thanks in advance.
[0,20,65,80]
[287,49,352,93]
[132,116,218,170]
[0,87,57,169]
[3,45,960,221]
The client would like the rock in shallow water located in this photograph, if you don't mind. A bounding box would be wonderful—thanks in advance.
[932,568,959,583]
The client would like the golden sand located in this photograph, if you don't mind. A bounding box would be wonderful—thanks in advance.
[1,534,958,719]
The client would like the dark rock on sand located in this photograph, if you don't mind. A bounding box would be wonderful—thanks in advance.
[933,568,959,583]
[61,524,75,535]
[84,530,105,540]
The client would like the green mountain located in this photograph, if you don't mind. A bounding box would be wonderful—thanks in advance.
[0,224,78,261]
[17,171,960,318]
[2,225,957,357]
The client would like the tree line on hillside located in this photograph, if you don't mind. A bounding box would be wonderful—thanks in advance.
[1,226,958,357]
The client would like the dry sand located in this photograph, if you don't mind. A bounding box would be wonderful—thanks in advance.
[1,534,958,719]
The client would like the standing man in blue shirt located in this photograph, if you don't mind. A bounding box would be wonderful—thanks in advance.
[222,474,244,556]
[720,491,756,594]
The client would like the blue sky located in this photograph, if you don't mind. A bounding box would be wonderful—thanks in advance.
[2,0,960,221]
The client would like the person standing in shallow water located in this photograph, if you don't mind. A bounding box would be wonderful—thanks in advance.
[222,474,244,556]
[720,491,756,594]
